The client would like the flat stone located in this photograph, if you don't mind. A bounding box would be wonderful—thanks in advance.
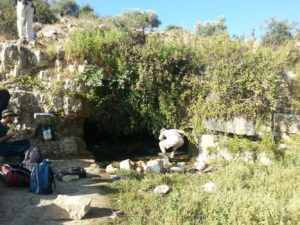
[274,113,300,134]
[202,182,217,193]
[203,117,256,136]
[170,166,184,173]
[46,195,91,220]
[194,161,206,171]
[153,185,170,194]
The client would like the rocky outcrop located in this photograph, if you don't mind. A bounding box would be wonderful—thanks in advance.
[0,39,89,157]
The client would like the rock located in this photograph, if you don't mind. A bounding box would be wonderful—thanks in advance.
[161,157,173,169]
[136,166,143,173]
[218,148,233,161]
[153,184,170,194]
[279,144,287,151]
[106,164,119,174]
[59,137,78,155]
[242,151,256,163]
[47,195,91,220]
[194,161,206,171]
[274,113,300,134]
[120,159,133,171]
[144,160,163,173]
[61,174,80,182]
[170,166,184,173]
[177,162,186,168]
[257,153,272,166]
[203,117,256,136]
[32,50,50,68]
[202,182,217,193]
[200,135,217,151]
[33,22,43,33]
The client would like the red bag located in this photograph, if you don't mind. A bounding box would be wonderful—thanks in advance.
[0,164,30,186]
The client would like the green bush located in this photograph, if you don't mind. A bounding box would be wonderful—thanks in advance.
[0,0,17,38]
[65,28,299,137]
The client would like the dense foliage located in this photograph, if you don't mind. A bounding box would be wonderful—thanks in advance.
[66,28,300,136]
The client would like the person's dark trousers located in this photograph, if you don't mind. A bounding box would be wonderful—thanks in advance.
[0,139,30,160]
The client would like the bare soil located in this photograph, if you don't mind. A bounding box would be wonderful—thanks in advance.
[0,159,114,225]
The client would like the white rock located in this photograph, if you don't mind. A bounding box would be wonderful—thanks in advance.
[144,160,163,173]
[119,159,133,171]
[242,151,256,163]
[279,144,287,151]
[170,166,184,173]
[257,153,272,166]
[202,182,217,193]
[200,135,216,150]
[49,195,91,220]
[194,161,206,171]
[153,185,170,194]
[177,162,186,168]
[106,164,119,174]
[218,148,233,161]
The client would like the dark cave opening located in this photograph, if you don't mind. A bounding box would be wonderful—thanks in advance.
[83,118,189,162]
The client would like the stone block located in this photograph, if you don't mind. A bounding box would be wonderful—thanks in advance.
[274,113,300,134]
[203,117,256,136]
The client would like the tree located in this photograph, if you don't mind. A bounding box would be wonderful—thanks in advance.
[0,0,17,38]
[50,0,80,17]
[34,0,57,24]
[119,9,161,32]
[195,16,228,37]
[80,4,94,15]
[261,18,294,46]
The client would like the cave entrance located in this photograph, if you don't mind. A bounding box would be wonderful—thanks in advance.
[83,118,159,161]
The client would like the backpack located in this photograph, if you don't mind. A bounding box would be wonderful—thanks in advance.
[0,164,30,186]
[22,147,44,171]
[35,125,53,141]
[30,160,56,194]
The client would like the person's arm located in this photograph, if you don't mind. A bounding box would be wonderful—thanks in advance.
[0,130,16,143]
[177,129,186,136]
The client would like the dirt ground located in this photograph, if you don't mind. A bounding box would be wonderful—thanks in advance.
[0,159,115,225]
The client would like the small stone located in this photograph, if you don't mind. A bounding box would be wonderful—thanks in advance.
[202,182,217,193]
[144,160,163,173]
[170,166,184,173]
[194,161,206,171]
[120,159,133,171]
[177,162,186,168]
[61,174,79,182]
[106,164,119,174]
[153,184,170,194]
[257,153,272,166]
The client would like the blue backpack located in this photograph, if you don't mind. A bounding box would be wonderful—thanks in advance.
[30,160,56,194]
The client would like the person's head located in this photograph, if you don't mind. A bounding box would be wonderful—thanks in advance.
[1,109,17,124]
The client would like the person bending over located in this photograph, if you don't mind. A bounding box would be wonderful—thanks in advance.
[159,128,185,160]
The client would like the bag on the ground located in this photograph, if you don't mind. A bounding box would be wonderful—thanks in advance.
[35,125,53,141]
[55,166,87,181]
[30,160,56,194]
[22,147,44,171]
[0,164,30,186]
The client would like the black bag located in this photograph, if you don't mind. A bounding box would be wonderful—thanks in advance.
[22,147,44,171]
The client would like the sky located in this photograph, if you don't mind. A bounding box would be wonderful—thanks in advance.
[76,0,300,38]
